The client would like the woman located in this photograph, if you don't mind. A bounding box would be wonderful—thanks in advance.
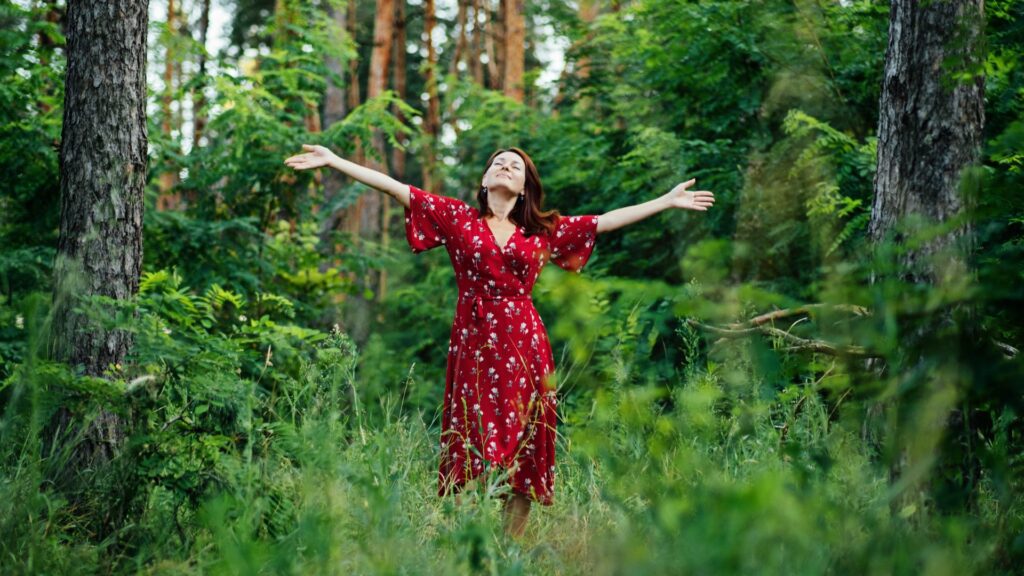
[284,144,714,537]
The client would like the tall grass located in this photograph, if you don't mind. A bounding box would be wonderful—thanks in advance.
[0,266,1019,575]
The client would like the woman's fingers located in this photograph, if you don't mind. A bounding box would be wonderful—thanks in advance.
[284,153,320,170]
[673,187,716,211]
[284,144,328,170]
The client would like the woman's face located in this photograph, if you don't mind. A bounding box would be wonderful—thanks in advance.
[482,151,526,196]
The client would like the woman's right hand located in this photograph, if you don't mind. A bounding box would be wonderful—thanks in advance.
[284,144,337,171]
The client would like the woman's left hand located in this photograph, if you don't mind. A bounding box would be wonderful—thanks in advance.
[665,178,715,211]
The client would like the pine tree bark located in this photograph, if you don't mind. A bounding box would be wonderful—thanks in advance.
[869,0,984,279]
[485,0,503,90]
[554,0,599,110]
[157,0,179,208]
[502,0,524,101]
[391,0,407,181]
[868,0,984,515]
[346,0,361,114]
[449,0,469,79]
[345,0,395,342]
[342,0,365,241]
[320,0,352,249]
[423,0,442,192]
[48,0,149,488]
[192,0,211,147]
[471,0,485,85]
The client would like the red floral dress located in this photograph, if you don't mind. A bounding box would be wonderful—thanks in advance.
[403,184,598,505]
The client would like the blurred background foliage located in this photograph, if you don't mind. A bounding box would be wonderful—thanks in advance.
[1,0,1023,573]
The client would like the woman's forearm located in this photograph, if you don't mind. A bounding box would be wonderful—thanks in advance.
[596,194,671,234]
[328,154,410,208]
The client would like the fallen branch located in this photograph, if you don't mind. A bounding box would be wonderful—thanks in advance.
[728,303,871,330]
[686,318,881,358]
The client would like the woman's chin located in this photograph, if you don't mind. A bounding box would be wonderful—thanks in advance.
[485,183,516,196]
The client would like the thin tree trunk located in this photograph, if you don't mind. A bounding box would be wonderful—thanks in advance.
[391,0,407,181]
[157,0,179,207]
[471,0,485,84]
[423,0,441,192]
[346,0,361,114]
[345,0,395,342]
[485,0,503,90]
[36,2,62,115]
[554,0,599,110]
[320,0,352,253]
[380,0,407,304]
[449,0,469,78]
[367,0,395,103]
[192,0,211,147]
[502,0,524,101]
[48,0,149,490]
[342,0,365,240]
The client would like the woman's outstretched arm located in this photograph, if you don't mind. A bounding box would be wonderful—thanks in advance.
[595,178,715,234]
[284,144,411,208]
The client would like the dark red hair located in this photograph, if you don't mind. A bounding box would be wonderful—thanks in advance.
[477,147,560,237]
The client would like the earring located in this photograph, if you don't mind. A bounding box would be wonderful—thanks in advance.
[481,186,488,196]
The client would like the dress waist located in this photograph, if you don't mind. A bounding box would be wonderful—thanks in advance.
[460,293,532,320]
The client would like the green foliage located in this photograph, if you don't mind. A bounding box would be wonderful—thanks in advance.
[2,0,1024,573]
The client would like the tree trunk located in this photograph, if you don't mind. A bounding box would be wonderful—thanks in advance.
[346,0,361,113]
[471,0,485,85]
[192,0,211,147]
[48,0,149,489]
[502,0,524,101]
[485,0,503,90]
[157,0,179,208]
[342,0,365,240]
[869,0,983,278]
[868,0,984,516]
[345,0,395,343]
[423,0,442,192]
[37,2,63,115]
[368,0,395,104]
[320,0,352,251]
[554,0,599,110]
[449,0,469,78]
[391,0,407,181]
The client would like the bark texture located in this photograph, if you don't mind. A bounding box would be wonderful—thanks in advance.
[391,0,408,181]
[157,0,179,208]
[485,0,502,89]
[423,0,442,192]
[450,0,469,78]
[869,0,984,282]
[192,0,211,146]
[502,0,524,101]
[344,0,395,343]
[49,0,149,482]
[868,0,985,516]
[320,0,352,247]
[471,0,485,84]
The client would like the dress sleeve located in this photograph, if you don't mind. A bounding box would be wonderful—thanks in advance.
[404,184,470,253]
[550,214,599,272]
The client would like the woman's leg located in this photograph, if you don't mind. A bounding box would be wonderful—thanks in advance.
[502,493,531,538]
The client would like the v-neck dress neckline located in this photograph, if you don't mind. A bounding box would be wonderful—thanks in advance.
[482,217,519,252]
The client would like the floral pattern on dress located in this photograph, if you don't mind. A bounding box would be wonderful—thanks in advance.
[403,184,598,505]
